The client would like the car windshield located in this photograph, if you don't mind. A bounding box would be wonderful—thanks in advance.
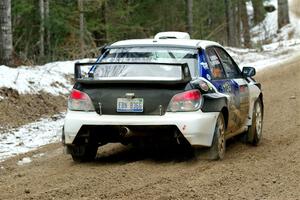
[100,47,198,77]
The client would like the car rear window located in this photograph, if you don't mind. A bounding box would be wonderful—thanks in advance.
[93,63,183,81]
[101,47,198,77]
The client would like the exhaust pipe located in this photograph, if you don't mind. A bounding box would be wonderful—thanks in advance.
[119,126,131,137]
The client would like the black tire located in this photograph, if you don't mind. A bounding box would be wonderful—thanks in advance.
[209,113,226,160]
[70,144,98,162]
[246,98,263,146]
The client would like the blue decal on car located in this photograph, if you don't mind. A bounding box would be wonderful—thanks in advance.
[199,49,211,80]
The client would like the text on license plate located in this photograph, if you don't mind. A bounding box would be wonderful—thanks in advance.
[117,98,143,112]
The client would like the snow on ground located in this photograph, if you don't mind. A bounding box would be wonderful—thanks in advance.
[228,0,300,70]
[250,0,300,43]
[226,38,300,71]
[0,58,94,95]
[0,0,300,163]
[0,113,64,162]
[249,0,279,43]
[17,157,32,165]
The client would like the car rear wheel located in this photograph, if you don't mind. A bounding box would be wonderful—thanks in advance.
[209,113,226,160]
[247,99,263,145]
[69,144,98,162]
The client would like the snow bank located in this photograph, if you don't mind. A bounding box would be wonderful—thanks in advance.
[0,58,94,96]
[250,0,300,43]
[228,0,300,70]
[226,38,300,71]
[250,0,279,43]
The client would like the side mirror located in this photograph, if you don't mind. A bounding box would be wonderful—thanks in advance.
[242,67,256,77]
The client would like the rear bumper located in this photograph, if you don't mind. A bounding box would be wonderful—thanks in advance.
[63,110,219,147]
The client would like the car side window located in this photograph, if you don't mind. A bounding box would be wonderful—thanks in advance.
[206,48,226,79]
[214,47,241,78]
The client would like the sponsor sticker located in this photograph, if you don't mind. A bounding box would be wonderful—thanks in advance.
[223,82,232,93]
[206,74,211,80]
[199,80,209,92]
[200,62,209,69]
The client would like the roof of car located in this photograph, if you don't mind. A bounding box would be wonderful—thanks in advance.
[109,39,223,49]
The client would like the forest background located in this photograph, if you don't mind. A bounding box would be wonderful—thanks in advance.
[0,0,290,66]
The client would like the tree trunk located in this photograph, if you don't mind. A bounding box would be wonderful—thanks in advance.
[186,0,193,36]
[252,0,265,25]
[103,1,109,43]
[225,0,237,47]
[278,0,290,29]
[98,1,107,45]
[39,0,45,58]
[45,0,50,56]
[0,0,13,66]
[236,2,241,47]
[78,0,84,57]
[240,0,251,48]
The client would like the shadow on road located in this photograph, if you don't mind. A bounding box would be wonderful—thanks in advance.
[93,143,196,164]
[89,135,250,164]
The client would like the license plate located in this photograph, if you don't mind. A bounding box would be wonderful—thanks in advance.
[117,98,143,112]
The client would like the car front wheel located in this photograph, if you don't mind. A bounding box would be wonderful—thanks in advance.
[209,113,226,160]
[247,99,263,145]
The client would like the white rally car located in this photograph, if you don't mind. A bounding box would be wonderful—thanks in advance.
[62,32,263,162]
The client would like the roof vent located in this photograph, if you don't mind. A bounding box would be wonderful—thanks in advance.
[154,32,191,40]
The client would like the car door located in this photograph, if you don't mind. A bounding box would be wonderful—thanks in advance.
[205,47,249,134]
[214,47,250,129]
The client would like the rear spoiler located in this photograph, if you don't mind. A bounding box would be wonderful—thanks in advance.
[74,62,192,84]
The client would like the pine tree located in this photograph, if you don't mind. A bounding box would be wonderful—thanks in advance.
[8,0,258,64]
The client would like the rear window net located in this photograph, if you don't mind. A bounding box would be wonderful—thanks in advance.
[74,62,191,84]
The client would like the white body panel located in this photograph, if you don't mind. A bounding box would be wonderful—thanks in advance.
[64,110,219,147]
[247,82,262,126]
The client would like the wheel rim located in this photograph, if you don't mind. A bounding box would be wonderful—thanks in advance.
[217,117,225,158]
[255,102,263,139]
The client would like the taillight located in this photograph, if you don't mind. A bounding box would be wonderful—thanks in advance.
[68,89,95,111]
[167,90,202,112]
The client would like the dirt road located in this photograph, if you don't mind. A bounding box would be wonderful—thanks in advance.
[0,56,299,200]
